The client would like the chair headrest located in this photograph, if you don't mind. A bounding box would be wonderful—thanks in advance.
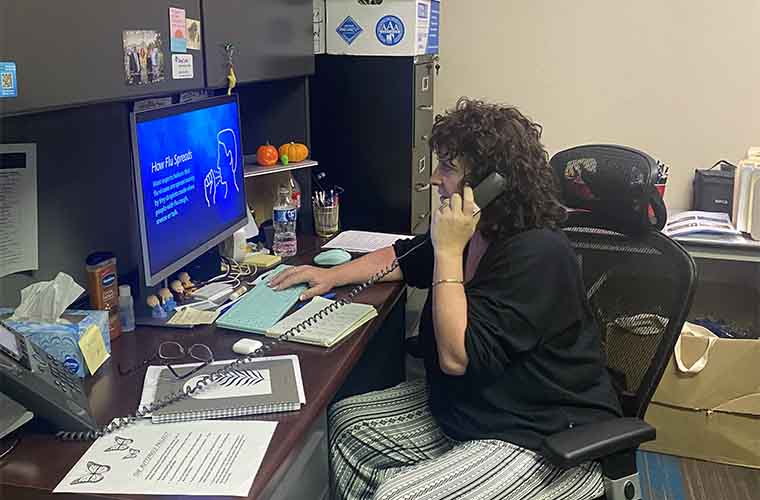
[550,144,667,234]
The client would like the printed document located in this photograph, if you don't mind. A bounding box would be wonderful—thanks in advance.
[322,230,414,253]
[53,419,277,497]
[0,143,37,278]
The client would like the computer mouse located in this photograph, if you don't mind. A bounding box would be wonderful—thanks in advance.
[232,338,264,355]
[314,249,352,267]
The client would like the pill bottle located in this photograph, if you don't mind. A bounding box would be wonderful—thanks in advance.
[85,252,122,340]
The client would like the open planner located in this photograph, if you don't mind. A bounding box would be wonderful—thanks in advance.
[266,296,378,348]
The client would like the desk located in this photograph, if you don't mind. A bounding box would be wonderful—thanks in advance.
[672,232,760,334]
[0,237,408,499]
[673,233,760,263]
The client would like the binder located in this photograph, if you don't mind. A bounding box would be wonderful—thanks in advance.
[150,355,305,423]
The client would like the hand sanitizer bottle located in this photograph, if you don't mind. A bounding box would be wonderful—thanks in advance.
[118,285,136,333]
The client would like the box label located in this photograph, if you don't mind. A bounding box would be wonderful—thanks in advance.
[376,15,405,46]
[336,15,364,45]
[426,1,440,54]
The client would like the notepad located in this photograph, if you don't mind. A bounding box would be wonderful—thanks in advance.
[265,296,378,347]
[150,355,305,424]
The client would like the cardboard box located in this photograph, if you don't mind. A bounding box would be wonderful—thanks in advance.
[326,0,440,56]
[314,0,326,54]
[0,308,111,378]
[642,325,760,468]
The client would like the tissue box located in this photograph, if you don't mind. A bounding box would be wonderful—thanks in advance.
[326,0,440,56]
[0,308,111,378]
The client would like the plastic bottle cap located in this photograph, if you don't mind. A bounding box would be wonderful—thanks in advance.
[119,285,131,297]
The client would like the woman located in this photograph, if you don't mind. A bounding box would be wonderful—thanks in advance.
[270,98,622,500]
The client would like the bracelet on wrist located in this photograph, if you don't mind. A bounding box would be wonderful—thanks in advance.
[432,278,464,287]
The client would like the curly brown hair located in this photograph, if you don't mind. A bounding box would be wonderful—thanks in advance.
[429,98,566,240]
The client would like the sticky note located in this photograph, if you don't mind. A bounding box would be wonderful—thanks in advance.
[78,325,110,375]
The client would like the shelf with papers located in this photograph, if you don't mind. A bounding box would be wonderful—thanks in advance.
[243,159,318,178]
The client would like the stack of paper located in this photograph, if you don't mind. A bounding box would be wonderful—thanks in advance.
[266,296,377,347]
[322,230,414,253]
[663,211,740,238]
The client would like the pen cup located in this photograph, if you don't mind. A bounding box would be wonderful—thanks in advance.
[313,203,340,237]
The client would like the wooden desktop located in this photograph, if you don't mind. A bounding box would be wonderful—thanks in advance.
[0,236,408,499]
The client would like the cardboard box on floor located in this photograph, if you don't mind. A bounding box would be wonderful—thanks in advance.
[642,323,760,468]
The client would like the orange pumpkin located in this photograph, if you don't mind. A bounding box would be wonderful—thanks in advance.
[278,142,309,163]
[256,143,278,166]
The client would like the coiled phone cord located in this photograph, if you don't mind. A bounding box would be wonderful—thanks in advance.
[57,238,429,441]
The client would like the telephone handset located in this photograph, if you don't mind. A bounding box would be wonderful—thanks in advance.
[58,172,508,440]
[0,320,98,434]
[472,172,507,215]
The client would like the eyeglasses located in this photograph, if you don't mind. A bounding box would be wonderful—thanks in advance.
[118,341,214,380]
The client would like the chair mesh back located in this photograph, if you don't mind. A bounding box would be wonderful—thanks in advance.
[563,218,697,418]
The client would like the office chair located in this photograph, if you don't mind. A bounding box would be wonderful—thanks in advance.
[542,145,697,500]
[406,145,696,499]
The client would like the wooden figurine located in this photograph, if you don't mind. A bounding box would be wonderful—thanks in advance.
[158,288,177,313]
[146,294,166,318]
[177,272,193,290]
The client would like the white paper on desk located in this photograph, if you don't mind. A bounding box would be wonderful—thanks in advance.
[0,143,38,278]
[53,419,277,497]
[322,230,414,253]
[138,355,306,417]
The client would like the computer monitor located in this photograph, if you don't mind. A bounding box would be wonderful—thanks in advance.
[130,94,247,287]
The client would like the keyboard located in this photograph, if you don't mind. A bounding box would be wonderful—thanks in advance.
[216,265,307,335]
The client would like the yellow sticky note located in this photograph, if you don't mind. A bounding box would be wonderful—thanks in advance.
[78,325,110,375]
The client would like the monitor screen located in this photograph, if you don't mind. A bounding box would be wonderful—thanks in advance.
[131,95,247,286]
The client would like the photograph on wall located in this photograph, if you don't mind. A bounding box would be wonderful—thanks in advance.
[123,30,165,86]
[186,18,201,50]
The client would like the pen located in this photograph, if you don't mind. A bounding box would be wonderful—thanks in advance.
[294,292,337,309]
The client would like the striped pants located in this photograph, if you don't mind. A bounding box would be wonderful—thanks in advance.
[328,380,605,500]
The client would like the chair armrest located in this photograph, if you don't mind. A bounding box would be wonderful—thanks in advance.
[541,417,655,469]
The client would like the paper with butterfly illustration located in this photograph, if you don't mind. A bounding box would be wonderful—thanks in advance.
[53,419,277,496]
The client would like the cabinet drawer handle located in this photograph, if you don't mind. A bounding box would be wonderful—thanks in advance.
[421,135,429,142]
[414,183,430,192]
[417,105,433,111]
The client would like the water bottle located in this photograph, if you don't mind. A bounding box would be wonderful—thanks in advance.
[273,186,298,257]
[118,284,135,333]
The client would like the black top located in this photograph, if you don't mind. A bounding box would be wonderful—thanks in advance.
[394,229,623,450]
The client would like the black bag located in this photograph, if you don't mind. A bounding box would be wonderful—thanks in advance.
[550,144,667,234]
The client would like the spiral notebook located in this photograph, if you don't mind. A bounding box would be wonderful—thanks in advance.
[265,296,378,347]
[150,355,305,424]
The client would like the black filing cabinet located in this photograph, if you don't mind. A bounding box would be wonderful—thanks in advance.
[310,55,435,235]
